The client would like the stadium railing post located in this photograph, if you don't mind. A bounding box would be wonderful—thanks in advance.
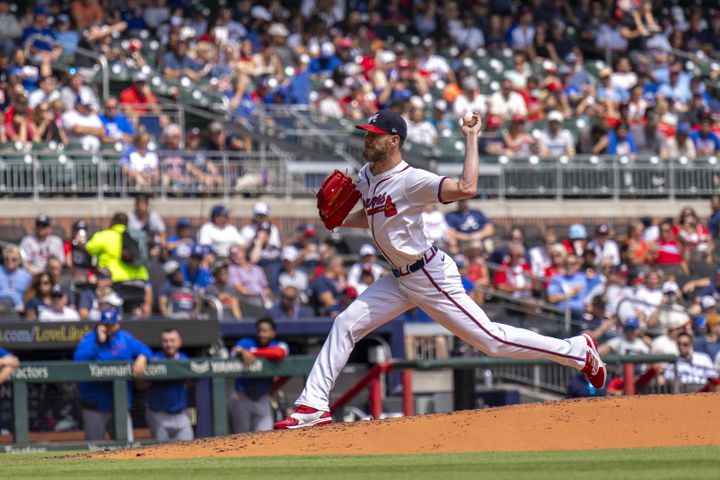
[211,376,228,436]
[112,378,128,444]
[623,362,636,395]
[11,380,29,447]
[368,373,382,419]
[402,369,414,416]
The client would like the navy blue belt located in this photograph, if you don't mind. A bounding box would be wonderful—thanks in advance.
[392,246,438,278]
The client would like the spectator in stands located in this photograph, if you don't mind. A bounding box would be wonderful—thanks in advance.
[205,260,242,320]
[675,206,713,261]
[181,246,213,294]
[31,99,68,144]
[0,346,19,384]
[53,14,79,55]
[229,317,288,433]
[118,72,165,126]
[20,214,65,275]
[167,218,196,260]
[197,205,244,258]
[708,195,720,242]
[275,246,309,302]
[445,199,494,255]
[347,244,385,293]
[488,79,528,120]
[564,224,588,257]
[547,254,587,316]
[607,122,637,157]
[0,1,21,57]
[538,111,575,156]
[543,243,567,288]
[127,194,166,247]
[502,115,537,157]
[77,267,123,321]
[158,260,199,319]
[665,332,717,386]
[691,117,720,156]
[648,219,685,274]
[240,202,282,264]
[161,38,199,79]
[529,230,557,279]
[61,92,105,150]
[38,284,81,322]
[60,71,98,112]
[22,272,53,320]
[587,224,621,267]
[73,307,150,442]
[695,314,720,362]
[598,263,634,321]
[327,286,359,317]
[631,109,665,156]
[268,286,312,321]
[599,317,649,356]
[510,7,536,52]
[159,123,192,191]
[405,106,438,146]
[0,244,32,311]
[100,95,134,144]
[28,75,59,109]
[65,220,93,270]
[492,243,533,300]
[141,329,194,441]
[86,212,152,314]
[227,243,272,307]
[121,131,160,188]
[452,77,487,120]
[22,6,61,67]
[662,122,696,159]
[5,96,36,143]
[646,281,691,338]
[312,256,346,316]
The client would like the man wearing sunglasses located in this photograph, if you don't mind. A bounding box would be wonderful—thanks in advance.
[0,244,32,311]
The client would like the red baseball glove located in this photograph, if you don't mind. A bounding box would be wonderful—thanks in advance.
[316,170,361,230]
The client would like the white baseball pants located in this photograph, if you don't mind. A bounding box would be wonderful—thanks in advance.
[296,250,589,411]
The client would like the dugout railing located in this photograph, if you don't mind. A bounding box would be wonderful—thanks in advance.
[3,353,679,451]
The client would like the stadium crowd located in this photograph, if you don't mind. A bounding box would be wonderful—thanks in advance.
[0,0,719,166]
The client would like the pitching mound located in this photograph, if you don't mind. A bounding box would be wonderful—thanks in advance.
[100,393,720,459]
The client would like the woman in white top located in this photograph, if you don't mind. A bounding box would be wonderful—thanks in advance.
[121,132,160,188]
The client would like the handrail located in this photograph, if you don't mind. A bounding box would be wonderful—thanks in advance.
[23,34,109,101]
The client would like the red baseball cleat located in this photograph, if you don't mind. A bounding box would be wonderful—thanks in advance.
[581,333,607,389]
[273,405,333,430]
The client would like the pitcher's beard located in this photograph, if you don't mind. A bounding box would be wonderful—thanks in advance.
[362,147,386,164]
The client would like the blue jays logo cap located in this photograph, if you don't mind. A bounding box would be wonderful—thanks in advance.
[99,308,119,324]
[356,110,407,141]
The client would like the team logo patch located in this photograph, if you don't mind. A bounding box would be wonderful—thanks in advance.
[365,194,398,217]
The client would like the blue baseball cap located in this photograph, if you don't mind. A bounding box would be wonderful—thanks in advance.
[176,218,191,228]
[356,110,407,141]
[190,245,205,258]
[210,205,229,218]
[99,308,119,324]
[623,317,640,330]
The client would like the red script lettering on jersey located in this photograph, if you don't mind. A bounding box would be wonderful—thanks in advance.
[365,194,398,217]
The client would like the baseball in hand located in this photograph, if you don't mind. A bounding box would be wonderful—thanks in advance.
[463,111,479,128]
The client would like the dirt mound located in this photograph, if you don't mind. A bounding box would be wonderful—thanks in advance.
[100,393,720,459]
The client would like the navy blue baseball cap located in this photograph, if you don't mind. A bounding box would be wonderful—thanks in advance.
[176,218,191,228]
[356,110,407,141]
[99,308,119,324]
[190,245,205,258]
[210,205,229,218]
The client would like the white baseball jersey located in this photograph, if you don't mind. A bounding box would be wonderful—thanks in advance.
[357,160,449,268]
[294,158,596,412]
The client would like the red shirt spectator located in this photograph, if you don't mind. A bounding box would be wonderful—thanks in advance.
[492,245,532,299]
[652,222,683,265]
[119,73,158,114]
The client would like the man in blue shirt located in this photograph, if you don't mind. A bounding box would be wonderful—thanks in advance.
[691,118,720,156]
[0,244,32,311]
[143,329,194,441]
[180,246,213,293]
[547,255,587,316]
[21,7,61,59]
[73,308,151,442]
[228,317,288,433]
[99,96,134,144]
[161,40,199,79]
[0,347,19,384]
[445,199,495,254]
[158,260,200,319]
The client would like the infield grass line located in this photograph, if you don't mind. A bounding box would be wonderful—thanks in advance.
[2,445,719,480]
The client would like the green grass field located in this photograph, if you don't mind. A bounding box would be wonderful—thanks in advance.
[3,446,719,480]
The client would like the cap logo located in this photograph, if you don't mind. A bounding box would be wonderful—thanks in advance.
[369,113,379,124]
